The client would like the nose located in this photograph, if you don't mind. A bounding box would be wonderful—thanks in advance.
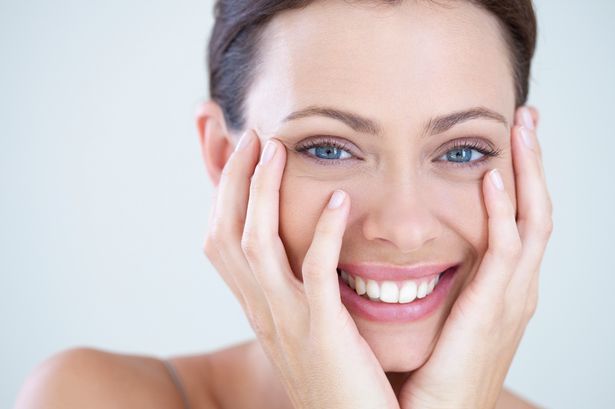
[361,181,443,254]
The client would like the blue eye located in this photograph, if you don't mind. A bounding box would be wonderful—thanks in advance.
[296,136,502,168]
[307,145,352,160]
[437,139,501,168]
[296,137,355,165]
[441,147,485,163]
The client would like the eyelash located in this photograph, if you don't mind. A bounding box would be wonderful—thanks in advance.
[295,136,503,168]
[295,137,357,167]
[438,139,504,169]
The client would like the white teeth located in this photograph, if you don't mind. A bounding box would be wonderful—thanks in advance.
[355,276,367,295]
[398,281,418,303]
[340,269,444,304]
[416,281,428,299]
[379,281,399,303]
[427,276,436,293]
[366,280,380,299]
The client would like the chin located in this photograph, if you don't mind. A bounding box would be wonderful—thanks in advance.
[341,264,468,372]
[352,307,447,372]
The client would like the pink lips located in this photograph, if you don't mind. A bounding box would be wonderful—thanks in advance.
[337,261,459,281]
[337,264,461,323]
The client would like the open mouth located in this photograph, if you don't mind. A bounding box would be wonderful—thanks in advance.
[336,266,454,304]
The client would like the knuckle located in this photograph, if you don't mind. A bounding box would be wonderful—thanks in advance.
[490,236,522,259]
[509,238,523,258]
[208,221,223,241]
[301,257,320,277]
[249,168,267,195]
[214,215,245,241]
[490,237,522,260]
[203,235,217,257]
[542,217,554,238]
[524,294,539,319]
[314,222,337,238]
[209,221,232,247]
[240,231,260,259]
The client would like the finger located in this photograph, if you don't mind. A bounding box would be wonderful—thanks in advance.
[204,188,250,305]
[242,138,302,310]
[203,231,247,310]
[472,169,523,297]
[516,106,543,160]
[509,117,553,293]
[302,190,350,324]
[518,105,540,130]
[512,108,553,239]
[209,129,275,321]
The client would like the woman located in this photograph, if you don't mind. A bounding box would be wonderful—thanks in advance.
[15,0,552,408]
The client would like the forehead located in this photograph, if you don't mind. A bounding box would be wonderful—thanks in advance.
[244,0,515,136]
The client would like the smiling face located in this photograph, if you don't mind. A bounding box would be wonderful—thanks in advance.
[239,0,517,372]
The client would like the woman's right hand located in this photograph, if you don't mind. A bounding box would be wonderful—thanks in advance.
[203,129,399,409]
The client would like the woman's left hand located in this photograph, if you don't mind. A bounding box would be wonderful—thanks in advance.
[398,106,553,409]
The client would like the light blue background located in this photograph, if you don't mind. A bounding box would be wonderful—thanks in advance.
[1,1,614,407]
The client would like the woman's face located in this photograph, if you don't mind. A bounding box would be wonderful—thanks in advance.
[241,0,517,371]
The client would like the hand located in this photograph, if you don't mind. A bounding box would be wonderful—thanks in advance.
[203,130,399,409]
[398,106,552,409]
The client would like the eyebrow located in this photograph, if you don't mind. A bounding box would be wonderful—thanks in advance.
[282,105,508,137]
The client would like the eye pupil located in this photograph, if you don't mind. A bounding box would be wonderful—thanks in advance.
[447,148,473,162]
[315,146,341,159]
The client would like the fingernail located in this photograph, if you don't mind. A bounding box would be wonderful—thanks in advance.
[519,126,534,149]
[260,140,277,164]
[235,129,253,152]
[521,107,534,130]
[328,190,346,209]
[490,169,504,191]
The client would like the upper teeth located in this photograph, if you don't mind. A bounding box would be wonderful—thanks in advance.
[339,269,441,304]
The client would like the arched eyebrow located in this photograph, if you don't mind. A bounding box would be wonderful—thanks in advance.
[282,105,508,137]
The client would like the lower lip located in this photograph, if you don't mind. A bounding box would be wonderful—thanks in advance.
[338,265,459,323]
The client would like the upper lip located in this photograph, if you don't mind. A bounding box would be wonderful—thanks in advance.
[337,262,460,281]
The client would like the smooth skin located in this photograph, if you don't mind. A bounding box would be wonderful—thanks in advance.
[14,106,547,409]
[14,1,551,408]
[199,106,549,408]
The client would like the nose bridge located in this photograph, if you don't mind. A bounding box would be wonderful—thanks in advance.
[361,173,442,253]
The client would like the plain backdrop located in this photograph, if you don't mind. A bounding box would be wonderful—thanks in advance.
[1,0,614,407]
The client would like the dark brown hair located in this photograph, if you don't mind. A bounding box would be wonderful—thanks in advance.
[207,0,537,134]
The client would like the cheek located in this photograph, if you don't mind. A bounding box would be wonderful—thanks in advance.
[278,174,331,279]
[431,178,490,261]
[278,170,495,280]
[277,171,369,279]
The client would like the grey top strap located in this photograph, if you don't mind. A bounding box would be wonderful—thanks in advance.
[162,359,192,409]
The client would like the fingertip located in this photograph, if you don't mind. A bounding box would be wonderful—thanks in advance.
[234,129,254,152]
[528,105,540,128]
[489,169,504,192]
[482,169,505,211]
[327,189,346,209]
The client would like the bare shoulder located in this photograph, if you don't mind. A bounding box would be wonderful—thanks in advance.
[497,386,543,409]
[176,340,292,409]
[13,347,197,409]
[15,343,534,409]
[169,339,289,409]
